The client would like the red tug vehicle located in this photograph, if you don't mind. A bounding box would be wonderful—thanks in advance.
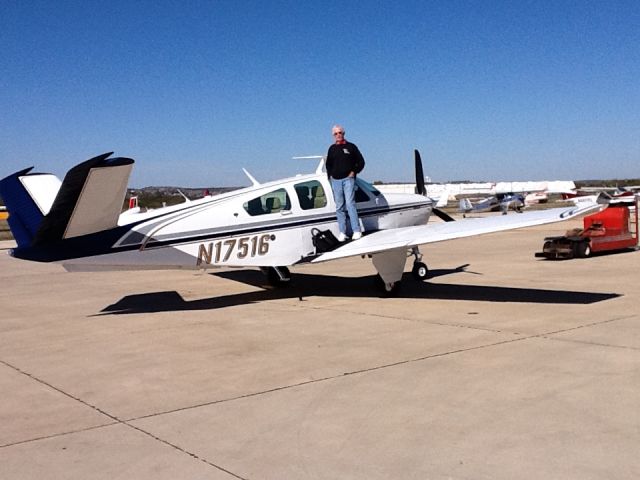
[536,195,639,259]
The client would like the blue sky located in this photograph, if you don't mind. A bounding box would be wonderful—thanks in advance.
[2,1,638,187]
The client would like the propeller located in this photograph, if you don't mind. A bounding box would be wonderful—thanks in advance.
[415,149,426,196]
[414,149,455,222]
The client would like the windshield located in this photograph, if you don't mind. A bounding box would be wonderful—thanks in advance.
[355,178,381,197]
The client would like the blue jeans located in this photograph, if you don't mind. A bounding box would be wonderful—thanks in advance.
[330,176,361,234]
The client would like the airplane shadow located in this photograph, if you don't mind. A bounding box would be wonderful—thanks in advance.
[97,265,620,315]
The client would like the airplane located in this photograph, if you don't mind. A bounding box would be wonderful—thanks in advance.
[523,191,548,206]
[0,150,599,295]
[458,195,499,217]
[561,186,638,200]
[458,192,526,217]
[498,193,525,214]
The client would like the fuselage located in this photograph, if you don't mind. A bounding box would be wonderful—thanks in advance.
[59,173,433,271]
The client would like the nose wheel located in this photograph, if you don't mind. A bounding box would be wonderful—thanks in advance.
[412,261,429,280]
[409,246,429,281]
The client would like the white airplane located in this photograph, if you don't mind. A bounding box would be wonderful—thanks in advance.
[0,150,599,294]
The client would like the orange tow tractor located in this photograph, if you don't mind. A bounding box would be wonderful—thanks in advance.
[536,195,639,259]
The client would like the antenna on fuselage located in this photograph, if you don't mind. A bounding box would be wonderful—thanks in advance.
[242,168,260,187]
[292,155,325,175]
[176,189,192,204]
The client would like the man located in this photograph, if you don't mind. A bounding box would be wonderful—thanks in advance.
[326,125,365,241]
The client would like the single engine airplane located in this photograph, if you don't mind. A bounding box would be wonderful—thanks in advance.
[0,150,599,294]
[458,196,500,216]
[458,192,525,217]
[498,193,526,214]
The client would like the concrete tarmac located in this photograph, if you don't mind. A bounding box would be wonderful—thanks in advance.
[1,221,639,479]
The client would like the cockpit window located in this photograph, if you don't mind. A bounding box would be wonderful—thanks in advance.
[243,188,291,216]
[294,180,327,210]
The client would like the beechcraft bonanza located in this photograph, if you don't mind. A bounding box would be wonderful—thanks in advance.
[0,150,600,294]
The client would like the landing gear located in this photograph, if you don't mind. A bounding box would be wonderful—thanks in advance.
[409,247,429,281]
[261,266,291,287]
[412,262,429,280]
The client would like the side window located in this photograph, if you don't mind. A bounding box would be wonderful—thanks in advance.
[294,180,327,210]
[243,188,291,216]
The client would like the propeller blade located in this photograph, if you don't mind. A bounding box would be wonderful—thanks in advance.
[414,149,426,196]
[433,207,455,222]
[415,149,455,222]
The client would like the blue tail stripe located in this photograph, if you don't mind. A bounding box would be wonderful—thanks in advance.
[0,167,44,248]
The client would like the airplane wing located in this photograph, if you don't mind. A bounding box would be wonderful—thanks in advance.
[312,202,600,263]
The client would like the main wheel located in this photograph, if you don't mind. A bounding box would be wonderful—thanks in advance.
[266,266,291,287]
[412,262,429,281]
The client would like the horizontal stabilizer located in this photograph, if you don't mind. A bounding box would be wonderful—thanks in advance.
[34,153,134,245]
[0,168,62,248]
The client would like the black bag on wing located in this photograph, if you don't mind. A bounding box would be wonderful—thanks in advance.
[311,228,340,253]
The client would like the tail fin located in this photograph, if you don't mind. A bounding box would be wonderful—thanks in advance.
[0,153,134,248]
[459,198,472,212]
[435,186,450,208]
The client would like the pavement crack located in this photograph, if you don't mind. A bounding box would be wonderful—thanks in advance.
[0,360,250,479]
[541,336,640,351]
[291,303,508,333]
[0,359,121,423]
[0,423,119,449]
[127,334,534,423]
[536,314,636,338]
[123,315,639,426]
[534,314,640,351]
[123,422,250,480]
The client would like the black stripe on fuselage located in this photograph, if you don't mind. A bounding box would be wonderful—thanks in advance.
[11,202,431,262]
[140,202,430,249]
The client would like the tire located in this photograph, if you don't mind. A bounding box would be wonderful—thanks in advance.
[576,241,591,258]
[412,262,429,281]
[266,266,291,287]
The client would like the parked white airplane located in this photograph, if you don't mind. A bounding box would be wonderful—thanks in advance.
[0,151,599,294]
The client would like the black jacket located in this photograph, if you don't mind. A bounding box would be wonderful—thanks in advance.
[326,142,365,180]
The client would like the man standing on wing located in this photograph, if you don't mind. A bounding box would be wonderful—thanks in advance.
[326,125,366,241]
